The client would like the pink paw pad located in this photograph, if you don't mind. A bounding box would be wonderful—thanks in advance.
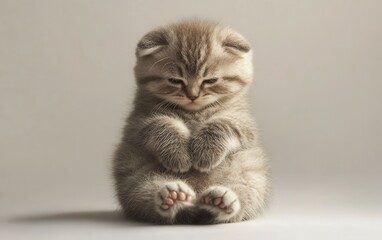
[160,190,193,211]
[201,196,234,213]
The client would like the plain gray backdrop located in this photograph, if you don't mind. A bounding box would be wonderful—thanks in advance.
[1,0,381,239]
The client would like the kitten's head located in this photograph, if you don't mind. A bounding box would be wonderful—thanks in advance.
[134,19,253,111]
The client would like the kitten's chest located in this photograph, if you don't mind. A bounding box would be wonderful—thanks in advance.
[184,119,202,133]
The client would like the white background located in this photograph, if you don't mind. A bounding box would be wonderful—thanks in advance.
[1,0,381,239]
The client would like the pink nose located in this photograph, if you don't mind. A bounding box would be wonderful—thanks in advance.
[187,95,198,101]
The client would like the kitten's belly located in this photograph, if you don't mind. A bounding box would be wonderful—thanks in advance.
[181,169,211,193]
[180,162,232,193]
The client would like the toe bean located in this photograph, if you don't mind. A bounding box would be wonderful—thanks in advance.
[213,197,222,206]
[170,191,178,200]
[166,198,174,205]
[178,192,186,201]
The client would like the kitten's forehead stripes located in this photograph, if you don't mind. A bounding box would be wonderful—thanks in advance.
[173,23,214,79]
[202,67,210,78]
[176,65,184,78]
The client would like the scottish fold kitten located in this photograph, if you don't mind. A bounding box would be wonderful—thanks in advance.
[113,20,269,224]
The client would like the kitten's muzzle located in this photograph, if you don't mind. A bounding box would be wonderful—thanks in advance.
[187,95,199,101]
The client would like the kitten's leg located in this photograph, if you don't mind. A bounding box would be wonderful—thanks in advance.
[155,181,196,219]
[117,171,196,224]
[197,149,269,223]
[199,186,241,222]
[141,116,191,173]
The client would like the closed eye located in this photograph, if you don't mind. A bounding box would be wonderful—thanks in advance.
[168,78,185,85]
[203,78,218,85]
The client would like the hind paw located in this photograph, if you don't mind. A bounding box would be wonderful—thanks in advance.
[155,181,196,218]
[199,186,240,221]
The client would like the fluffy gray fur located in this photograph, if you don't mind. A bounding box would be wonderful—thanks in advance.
[113,19,269,224]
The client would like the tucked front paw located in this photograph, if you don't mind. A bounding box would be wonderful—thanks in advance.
[190,146,225,172]
[160,152,192,173]
[142,116,192,173]
[189,135,226,172]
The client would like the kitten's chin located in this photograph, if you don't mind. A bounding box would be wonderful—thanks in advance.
[168,100,207,112]
[160,96,217,112]
[181,99,220,112]
[181,102,205,111]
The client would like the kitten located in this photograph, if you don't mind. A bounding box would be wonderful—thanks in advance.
[113,19,269,224]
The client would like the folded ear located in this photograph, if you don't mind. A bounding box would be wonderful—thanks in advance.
[221,29,251,55]
[136,29,168,57]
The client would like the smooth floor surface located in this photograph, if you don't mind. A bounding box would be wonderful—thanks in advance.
[2,179,381,240]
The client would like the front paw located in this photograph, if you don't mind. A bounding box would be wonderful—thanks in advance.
[159,148,192,173]
[189,133,227,172]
